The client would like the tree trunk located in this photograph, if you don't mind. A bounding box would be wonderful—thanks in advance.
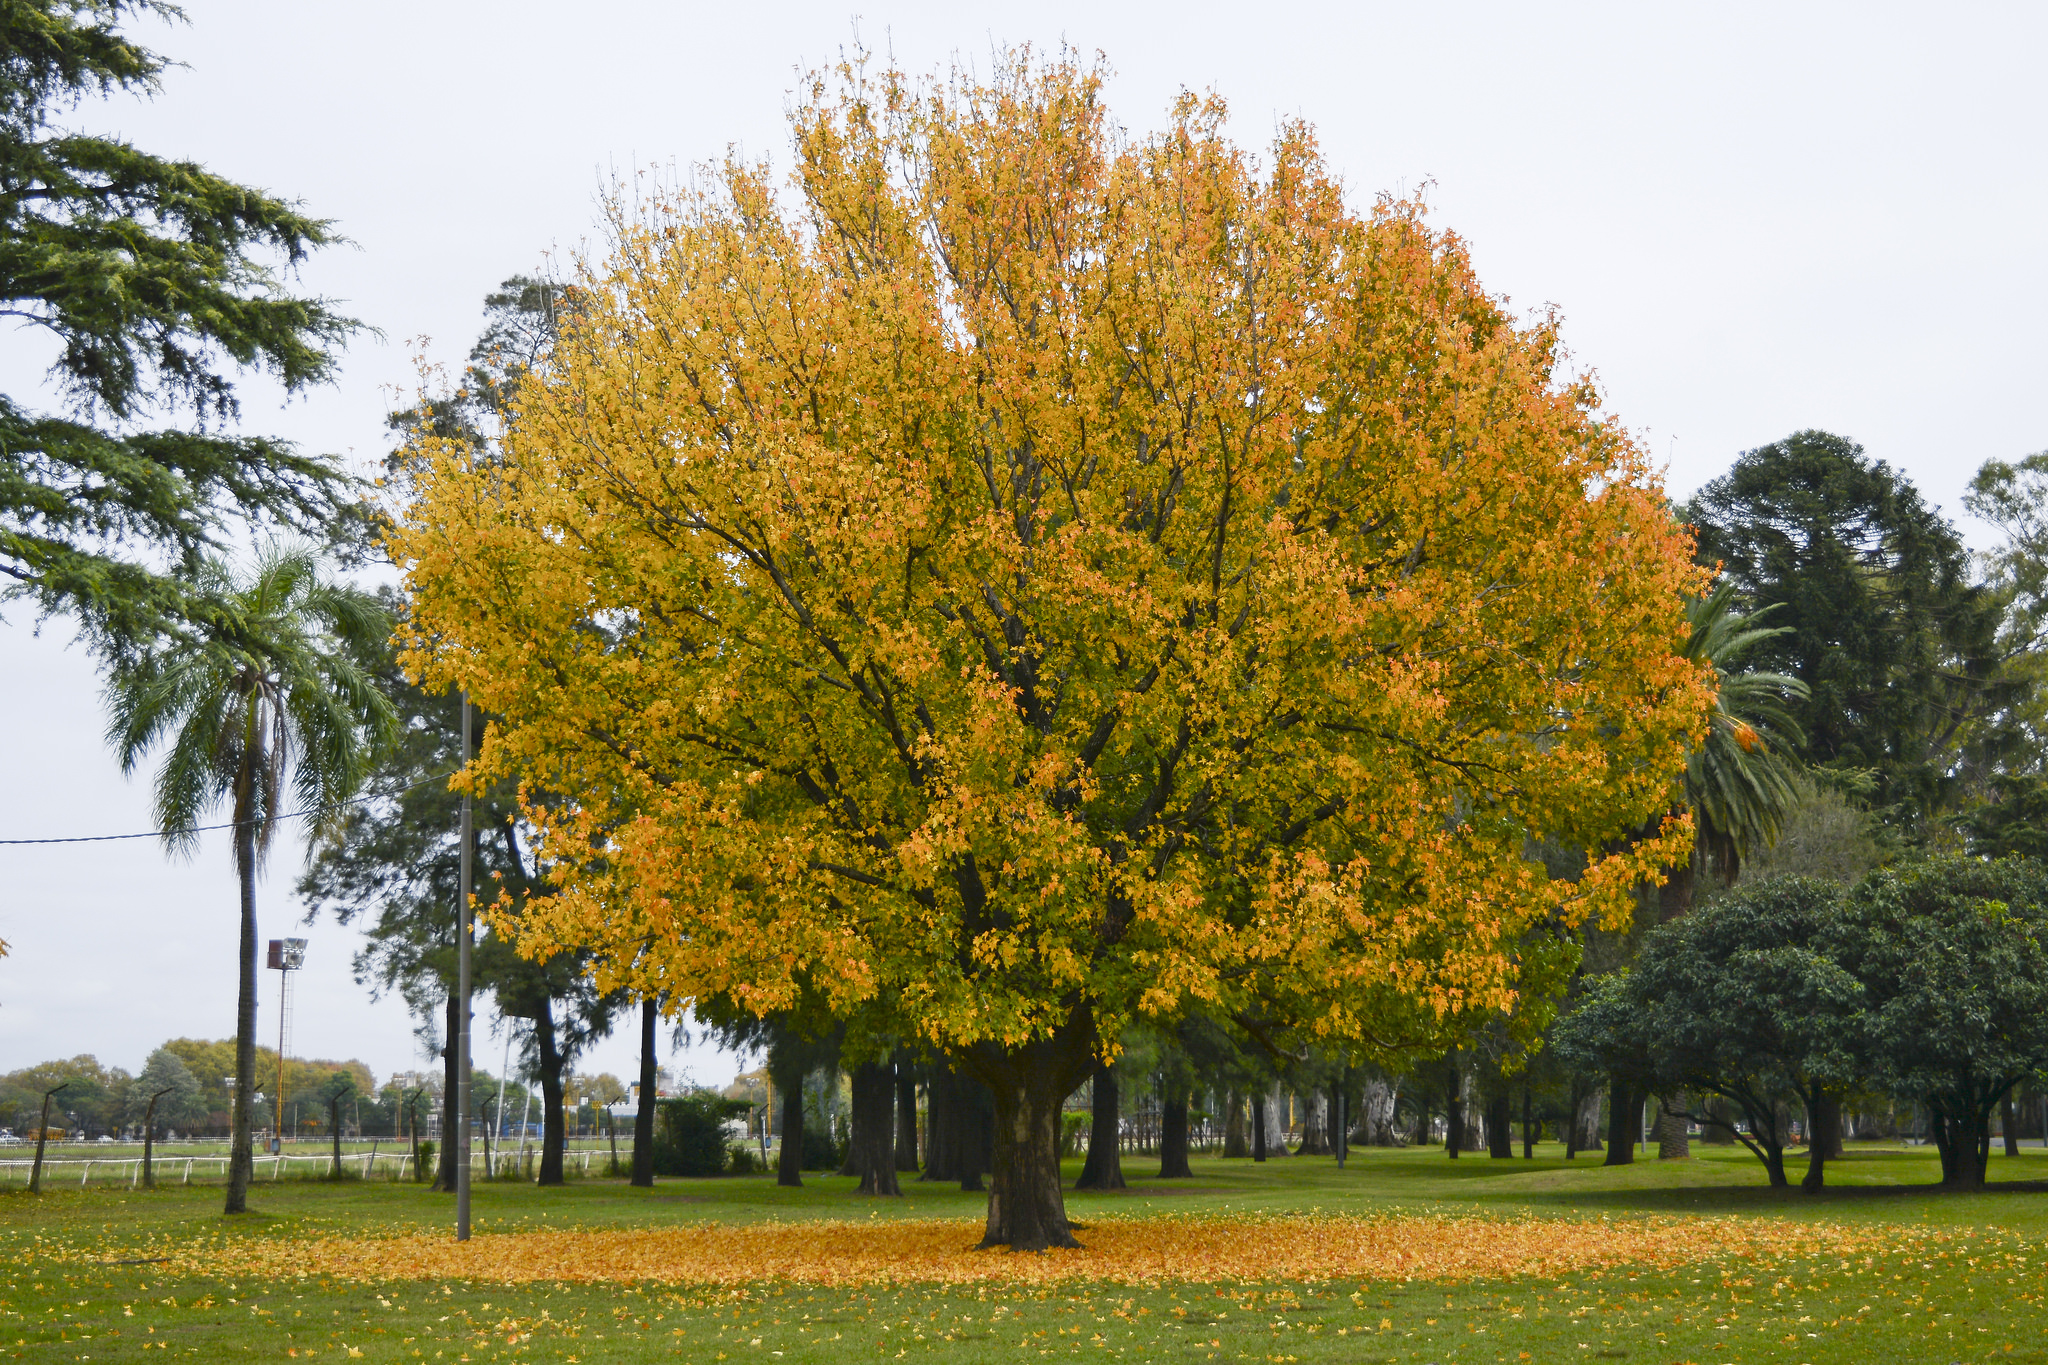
[1934,1109,1989,1190]
[142,1092,163,1190]
[1702,1094,1738,1143]
[1800,1101,1827,1193]
[1331,1077,1348,1168]
[848,1060,900,1196]
[895,1059,920,1172]
[2001,1093,2020,1159]
[1359,1077,1397,1146]
[1296,1090,1332,1155]
[1931,1110,1956,1185]
[226,827,259,1215]
[1521,1080,1535,1159]
[1486,1092,1514,1158]
[1602,1078,1635,1166]
[534,998,567,1185]
[434,990,460,1191]
[1811,1089,1841,1161]
[1158,1080,1193,1178]
[1574,1086,1604,1153]
[1251,1090,1269,1162]
[1444,1062,1464,1159]
[1222,1089,1248,1158]
[1763,1139,1788,1188]
[631,998,657,1187]
[958,1072,991,1193]
[982,1075,1077,1249]
[1261,1082,1292,1155]
[330,1097,343,1177]
[1075,1065,1125,1190]
[921,1065,956,1183]
[1656,1090,1691,1160]
[922,1062,993,1191]
[777,1078,805,1187]
[479,1089,494,1179]
[766,1041,807,1188]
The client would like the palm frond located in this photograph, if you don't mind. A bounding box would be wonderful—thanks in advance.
[1682,582,1814,879]
[104,539,397,872]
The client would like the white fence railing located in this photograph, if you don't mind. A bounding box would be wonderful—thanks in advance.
[0,1145,630,1187]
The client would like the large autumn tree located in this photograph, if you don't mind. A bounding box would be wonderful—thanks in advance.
[392,54,1710,1250]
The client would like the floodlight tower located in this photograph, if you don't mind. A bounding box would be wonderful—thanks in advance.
[267,937,307,1145]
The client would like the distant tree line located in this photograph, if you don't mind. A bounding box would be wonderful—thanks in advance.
[0,1040,633,1144]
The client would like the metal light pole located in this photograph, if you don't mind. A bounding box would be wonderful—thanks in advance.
[267,937,306,1151]
[455,691,473,1240]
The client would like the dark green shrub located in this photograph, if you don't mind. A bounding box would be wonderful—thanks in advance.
[653,1090,749,1177]
[727,1144,758,1175]
[800,1118,842,1170]
[415,1140,435,1183]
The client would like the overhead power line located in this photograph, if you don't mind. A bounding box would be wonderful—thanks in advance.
[0,770,460,846]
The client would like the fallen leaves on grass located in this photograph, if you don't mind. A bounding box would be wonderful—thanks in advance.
[65,1212,1916,1289]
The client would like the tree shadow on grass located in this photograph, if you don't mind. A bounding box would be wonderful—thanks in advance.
[1461,1172,2048,1220]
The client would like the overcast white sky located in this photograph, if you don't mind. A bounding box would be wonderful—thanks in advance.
[3,1,2044,1090]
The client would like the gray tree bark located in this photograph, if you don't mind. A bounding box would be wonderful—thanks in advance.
[1655,1090,1691,1160]
[1296,1090,1332,1155]
[1572,1088,1605,1153]
[1261,1082,1291,1156]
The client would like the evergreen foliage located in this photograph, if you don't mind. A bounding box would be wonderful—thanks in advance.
[0,0,360,654]
[1688,431,2018,832]
[1835,857,2048,1189]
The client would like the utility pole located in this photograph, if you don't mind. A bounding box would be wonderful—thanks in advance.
[456,691,474,1240]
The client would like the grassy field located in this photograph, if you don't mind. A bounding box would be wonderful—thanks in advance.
[3,1141,2044,1362]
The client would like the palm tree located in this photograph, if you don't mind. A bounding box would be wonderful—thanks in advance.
[1682,580,1810,895]
[106,544,395,1214]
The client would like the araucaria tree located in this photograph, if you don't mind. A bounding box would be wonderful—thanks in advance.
[393,55,1710,1249]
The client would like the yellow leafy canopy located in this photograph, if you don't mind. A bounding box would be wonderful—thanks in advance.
[391,50,1711,1065]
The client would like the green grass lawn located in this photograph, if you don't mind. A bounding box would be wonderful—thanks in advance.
[3,1141,2045,1362]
